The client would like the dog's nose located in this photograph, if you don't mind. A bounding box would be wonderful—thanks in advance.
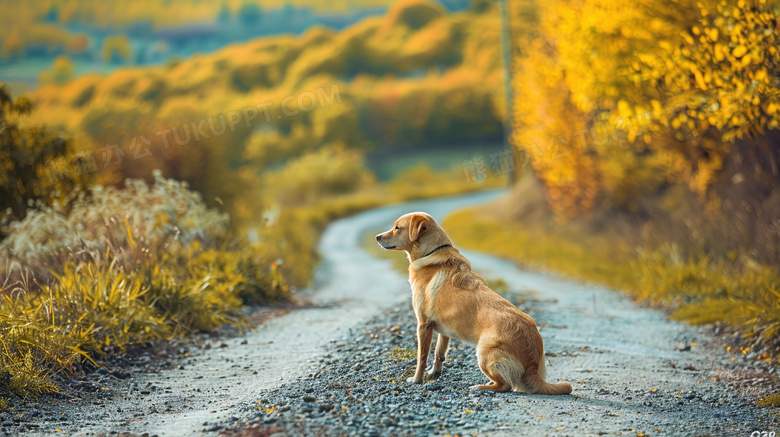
[376,234,382,241]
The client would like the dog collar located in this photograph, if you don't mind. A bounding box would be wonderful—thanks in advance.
[423,244,451,258]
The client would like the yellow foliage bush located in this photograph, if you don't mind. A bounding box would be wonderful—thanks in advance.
[511,0,780,215]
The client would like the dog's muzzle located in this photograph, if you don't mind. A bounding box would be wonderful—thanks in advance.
[376,233,395,249]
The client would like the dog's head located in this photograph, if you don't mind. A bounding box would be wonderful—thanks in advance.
[376,212,451,259]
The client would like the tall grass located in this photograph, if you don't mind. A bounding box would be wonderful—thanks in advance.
[0,171,289,403]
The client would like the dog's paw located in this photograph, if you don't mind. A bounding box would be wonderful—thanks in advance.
[426,369,442,379]
[406,376,423,384]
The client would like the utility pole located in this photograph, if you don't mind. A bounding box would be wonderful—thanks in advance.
[498,0,517,185]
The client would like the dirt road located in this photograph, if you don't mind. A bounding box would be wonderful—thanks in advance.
[8,189,777,436]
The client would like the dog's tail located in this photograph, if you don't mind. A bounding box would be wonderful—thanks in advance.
[521,353,572,395]
[521,371,572,395]
[488,345,572,395]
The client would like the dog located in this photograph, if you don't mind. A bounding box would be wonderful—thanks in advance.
[376,212,572,394]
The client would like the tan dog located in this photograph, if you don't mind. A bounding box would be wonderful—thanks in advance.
[376,212,572,394]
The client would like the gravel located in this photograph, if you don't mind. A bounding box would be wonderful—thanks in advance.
[216,300,779,437]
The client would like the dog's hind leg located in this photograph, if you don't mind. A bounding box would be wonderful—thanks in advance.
[470,341,512,392]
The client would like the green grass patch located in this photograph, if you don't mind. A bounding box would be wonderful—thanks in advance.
[389,345,416,362]
[443,207,780,360]
[758,393,780,407]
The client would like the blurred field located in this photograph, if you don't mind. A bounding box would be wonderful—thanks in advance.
[0,0,398,60]
[445,202,780,361]
[18,0,503,227]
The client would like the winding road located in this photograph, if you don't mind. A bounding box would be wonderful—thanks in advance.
[24,189,776,436]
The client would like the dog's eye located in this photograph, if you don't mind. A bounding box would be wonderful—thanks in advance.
[395,226,400,231]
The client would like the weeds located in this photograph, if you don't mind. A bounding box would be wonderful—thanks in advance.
[759,393,780,407]
[0,172,289,403]
[389,346,416,362]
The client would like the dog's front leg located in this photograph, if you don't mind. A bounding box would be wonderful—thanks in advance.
[428,334,450,378]
[407,321,434,384]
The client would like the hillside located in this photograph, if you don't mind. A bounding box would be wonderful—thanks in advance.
[20,0,504,226]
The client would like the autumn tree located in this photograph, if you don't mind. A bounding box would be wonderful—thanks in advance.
[0,84,88,237]
[512,0,780,216]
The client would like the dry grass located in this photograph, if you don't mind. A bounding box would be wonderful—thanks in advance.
[0,172,290,403]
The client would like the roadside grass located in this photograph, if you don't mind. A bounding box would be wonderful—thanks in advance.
[0,167,501,406]
[390,346,416,362]
[443,208,780,362]
[0,173,289,405]
[759,393,780,407]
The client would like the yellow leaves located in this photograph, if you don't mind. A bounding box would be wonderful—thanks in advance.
[512,0,780,215]
[691,67,708,90]
[705,27,719,42]
[617,100,632,118]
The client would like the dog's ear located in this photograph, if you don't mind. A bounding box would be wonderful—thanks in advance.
[408,214,429,242]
